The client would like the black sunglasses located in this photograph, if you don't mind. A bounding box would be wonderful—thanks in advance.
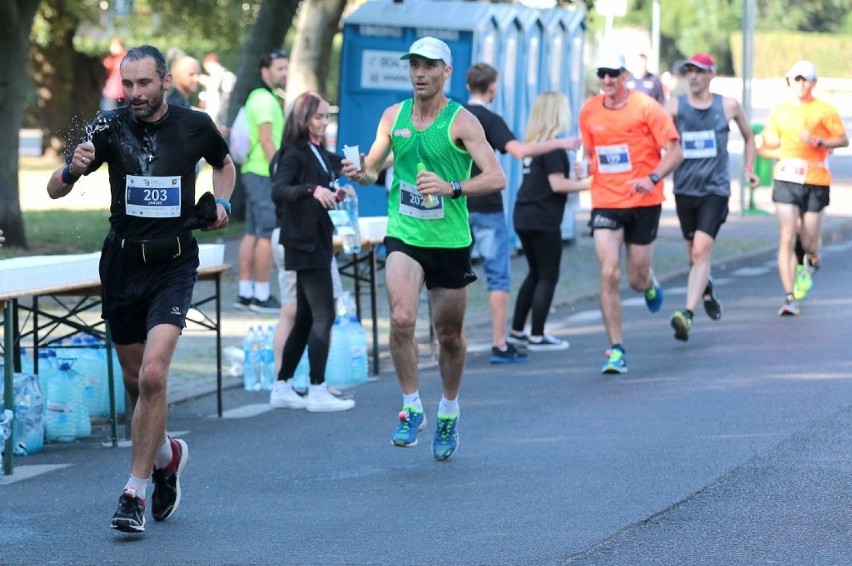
[786,75,809,85]
[260,49,288,69]
[596,68,623,79]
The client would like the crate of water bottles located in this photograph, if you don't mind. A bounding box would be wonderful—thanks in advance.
[241,291,368,391]
[0,368,45,455]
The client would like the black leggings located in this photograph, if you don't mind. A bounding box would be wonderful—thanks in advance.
[278,268,335,385]
[512,229,563,336]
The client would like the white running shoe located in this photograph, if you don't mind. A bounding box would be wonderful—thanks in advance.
[269,380,307,409]
[306,383,355,412]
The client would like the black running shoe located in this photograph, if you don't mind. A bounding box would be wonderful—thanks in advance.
[234,295,252,310]
[111,489,146,533]
[249,296,281,314]
[702,279,722,320]
[151,438,188,522]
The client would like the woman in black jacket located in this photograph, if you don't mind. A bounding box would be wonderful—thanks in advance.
[269,91,354,412]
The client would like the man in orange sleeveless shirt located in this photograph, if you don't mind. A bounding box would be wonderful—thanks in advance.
[578,53,683,374]
[759,60,848,316]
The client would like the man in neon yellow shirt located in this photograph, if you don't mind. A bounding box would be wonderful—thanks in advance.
[342,37,505,461]
[235,50,288,313]
[760,60,848,316]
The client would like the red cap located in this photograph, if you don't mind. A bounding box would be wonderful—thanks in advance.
[684,53,716,72]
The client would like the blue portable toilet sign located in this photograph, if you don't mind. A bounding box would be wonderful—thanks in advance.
[337,0,586,218]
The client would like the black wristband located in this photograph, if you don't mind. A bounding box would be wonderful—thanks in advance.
[450,180,463,199]
[61,164,80,185]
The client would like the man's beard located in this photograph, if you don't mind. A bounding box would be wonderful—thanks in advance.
[130,89,166,119]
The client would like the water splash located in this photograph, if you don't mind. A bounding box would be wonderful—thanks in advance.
[83,115,113,144]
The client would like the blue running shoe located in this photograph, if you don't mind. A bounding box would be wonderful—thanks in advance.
[601,348,627,374]
[432,413,460,461]
[644,280,663,313]
[391,406,426,447]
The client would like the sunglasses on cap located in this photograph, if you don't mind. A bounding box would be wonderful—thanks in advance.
[596,68,623,79]
[260,49,288,68]
[786,75,809,85]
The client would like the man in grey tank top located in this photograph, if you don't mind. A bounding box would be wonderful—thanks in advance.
[664,53,760,341]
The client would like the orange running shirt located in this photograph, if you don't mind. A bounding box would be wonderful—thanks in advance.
[765,98,846,187]
[579,91,679,209]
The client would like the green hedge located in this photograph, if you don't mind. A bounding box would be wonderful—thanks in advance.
[730,31,852,78]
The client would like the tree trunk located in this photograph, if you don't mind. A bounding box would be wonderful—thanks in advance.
[227,0,301,128]
[287,0,348,101]
[0,1,40,249]
[225,0,300,220]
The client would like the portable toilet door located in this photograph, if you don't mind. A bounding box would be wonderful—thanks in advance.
[337,0,497,217]
[541,7,586,242]
[505,7,544,249]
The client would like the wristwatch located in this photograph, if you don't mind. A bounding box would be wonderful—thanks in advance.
[648,173,661,185]
[450,180,463,199]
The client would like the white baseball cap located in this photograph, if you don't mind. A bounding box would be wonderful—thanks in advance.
[786,60,817,81]
[595,52,626,71]
[401,37,452,67]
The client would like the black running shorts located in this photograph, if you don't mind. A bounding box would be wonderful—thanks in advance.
[383,236,477,290]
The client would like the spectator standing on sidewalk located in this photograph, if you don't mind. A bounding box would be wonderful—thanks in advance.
[101,38,126,111]
[166,54,201,109]
[578,52,682,374]
[665,53,759,341]
[758,60,848,316]
[341,37,504,461]
[464,62,580,364]
[626,52,666,105]
[235,50,289,313]
[268,91,354,412]
[46,44,235,533]
[507,92,588,352]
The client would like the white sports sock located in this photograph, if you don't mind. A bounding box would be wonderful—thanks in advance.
[403,391,422,412]
[255,282,271,301]
[123,474,149,499]
[438,396,459,417]
[154,436,173,470]
[238,280,254,298]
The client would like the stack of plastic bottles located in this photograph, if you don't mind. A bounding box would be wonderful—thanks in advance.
[243,326,276,391]
[46,335,125,417]
[325,292,369,387]
[0,371,46,455]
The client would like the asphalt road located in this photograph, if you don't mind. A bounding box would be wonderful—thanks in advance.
[3,231,852,565]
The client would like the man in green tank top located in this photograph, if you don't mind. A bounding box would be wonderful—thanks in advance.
[342,37,504,461]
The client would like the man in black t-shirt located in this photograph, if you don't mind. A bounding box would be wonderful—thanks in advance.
[464,63,580,364]
[46,45,235,535]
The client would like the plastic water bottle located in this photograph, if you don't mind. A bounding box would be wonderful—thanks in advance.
[325,301,353,387]
[339,292,368,384]
[45,361,78,442]
[260,325,276,390]
[417,162,439,208]
[340,192,361,254]
[292,350,310,392]
[13,373,45,455]
[243,326,261,391]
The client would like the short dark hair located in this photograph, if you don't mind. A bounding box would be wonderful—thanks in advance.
[467,62,498,93]
[260,49,288,70]
[122,45,169,80]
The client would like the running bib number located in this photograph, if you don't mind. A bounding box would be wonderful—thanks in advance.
[681,130,717,159]
[398,179,444,220]
[775,159,807,184]
[595,144,632,174]
[125,175,181,218]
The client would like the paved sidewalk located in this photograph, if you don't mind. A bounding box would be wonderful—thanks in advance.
[167,177,852,405]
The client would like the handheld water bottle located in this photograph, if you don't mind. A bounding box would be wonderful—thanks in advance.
[341,192,361,254]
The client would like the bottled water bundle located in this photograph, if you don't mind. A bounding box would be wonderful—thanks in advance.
[44,361,89,442]
[325,292,368,387]
[0,372,46,456]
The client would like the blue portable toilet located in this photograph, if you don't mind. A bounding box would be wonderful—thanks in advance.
[540,6,587,242]
[338,0,500,217]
